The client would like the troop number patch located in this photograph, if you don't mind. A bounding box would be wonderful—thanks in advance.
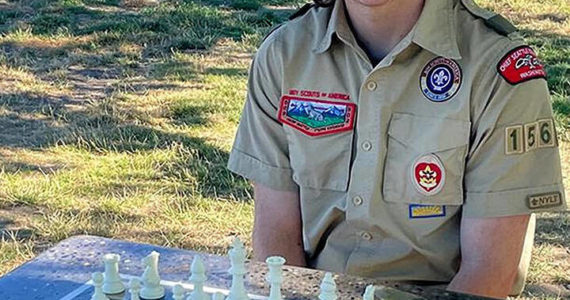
[278,96,356,137]
[498,46,546,85]
[505,119,556,155]
[411,154,445,196]
[409,204,446,219]
[420,57,462,102]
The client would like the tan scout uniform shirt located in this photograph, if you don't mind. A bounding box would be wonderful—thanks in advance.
[228,0,568,282]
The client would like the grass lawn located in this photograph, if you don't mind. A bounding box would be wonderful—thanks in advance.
[0,0,568,298]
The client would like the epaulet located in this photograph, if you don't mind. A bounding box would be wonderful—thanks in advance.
[288,3,315,20]
[261,3,315,43]
[261,24,284,43]
[460,0,517,36]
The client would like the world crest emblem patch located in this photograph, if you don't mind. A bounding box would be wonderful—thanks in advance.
[278,96,356,136]
[411,154,445,196]
[420,57,462,102]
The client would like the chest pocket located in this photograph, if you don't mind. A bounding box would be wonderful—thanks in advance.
[383,113,471,205]
[285,129,353,191]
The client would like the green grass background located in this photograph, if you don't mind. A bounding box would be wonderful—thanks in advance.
[0,0,568,298]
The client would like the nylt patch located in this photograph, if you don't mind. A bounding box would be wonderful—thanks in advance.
[527,192,562,209]
[497,46,546,85]
[278,96,356,137]
[409,204,446,219]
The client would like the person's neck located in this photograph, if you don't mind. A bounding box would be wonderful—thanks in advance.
[344,0,425,65]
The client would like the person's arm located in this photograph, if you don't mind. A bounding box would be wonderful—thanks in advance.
[447,215,530,299]
[252,182,306,266]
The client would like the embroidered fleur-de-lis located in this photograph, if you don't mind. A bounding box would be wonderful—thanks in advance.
[433,70,448,86]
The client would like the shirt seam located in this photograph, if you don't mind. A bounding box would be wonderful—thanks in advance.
[465,182,563,195]
[231,147,293,172]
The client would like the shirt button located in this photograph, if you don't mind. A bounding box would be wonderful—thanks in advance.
[366,81,377,91]
[352,196,363,206]
[361,141,372,151]
[361,232,372,241]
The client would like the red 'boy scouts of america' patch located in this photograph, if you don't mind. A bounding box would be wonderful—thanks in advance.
[278,96,356,137]
[497,46,546,85]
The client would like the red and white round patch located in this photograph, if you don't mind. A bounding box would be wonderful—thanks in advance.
[497,46,546,85]
[411,154,445,196]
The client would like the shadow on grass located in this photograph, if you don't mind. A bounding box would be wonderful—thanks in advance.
[535,213,570,249]
[0,91,251,202]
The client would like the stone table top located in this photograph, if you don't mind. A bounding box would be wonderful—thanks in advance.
[0,235,493,300]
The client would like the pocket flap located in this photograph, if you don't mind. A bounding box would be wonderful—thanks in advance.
[387,113,471,152]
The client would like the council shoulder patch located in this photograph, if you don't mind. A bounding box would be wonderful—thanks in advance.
[409,204,446,219]
[527,192,562,209]
[420,57,462,102]
[497,46,546,85]
[278,96,356,137]
[411,154,445,196]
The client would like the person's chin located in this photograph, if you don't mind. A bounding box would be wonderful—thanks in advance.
[346,0,393,7]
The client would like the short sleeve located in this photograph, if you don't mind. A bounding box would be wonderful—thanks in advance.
[463,44,567,218]
[227,36,297,191]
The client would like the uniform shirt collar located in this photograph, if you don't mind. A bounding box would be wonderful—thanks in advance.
[313,0,462,60]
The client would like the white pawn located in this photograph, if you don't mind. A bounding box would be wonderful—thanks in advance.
[188,256,207,300]
[211,292,225,300]
[362,285,375,300]
[318,273,337,300]
[129,278,142,300]
[91,272,110,300]
[173,283,186,300]
[227,237,249,300]
[140,251,165,300]
[265,256,285,300]
[102,253,125,294]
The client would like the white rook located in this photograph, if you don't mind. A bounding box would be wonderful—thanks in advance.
[102,253,125,294]
[265,256,286,300]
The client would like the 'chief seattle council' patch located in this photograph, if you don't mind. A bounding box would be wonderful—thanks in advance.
[420,57,462,102]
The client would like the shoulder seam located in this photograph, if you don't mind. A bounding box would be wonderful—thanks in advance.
[471,39,520,99]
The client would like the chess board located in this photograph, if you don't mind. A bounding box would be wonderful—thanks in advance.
[0,235,492,300]
[59,273,266,300]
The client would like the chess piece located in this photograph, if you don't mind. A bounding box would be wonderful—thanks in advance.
[129,278,142,300]
[173,283,186,300]
[102,253,125,294]
[211,292,225,300]
[265,256,285,300]
[362,285,375,300]
[140,251,165,299]
[188,255,207,300]
[318,273,337,300]
[91,272,110,300]
[226,237,249,300]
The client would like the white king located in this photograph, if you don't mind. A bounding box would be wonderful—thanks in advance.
[227,237,249,300]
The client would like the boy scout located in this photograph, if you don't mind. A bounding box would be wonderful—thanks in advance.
[227,0,568,298]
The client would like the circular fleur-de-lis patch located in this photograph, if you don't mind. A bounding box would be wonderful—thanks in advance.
[411,154,445,196]
[420,57,462,102]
